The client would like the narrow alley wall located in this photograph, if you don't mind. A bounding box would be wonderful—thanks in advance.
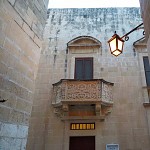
[0,0,48,149]
[27,8,150,150]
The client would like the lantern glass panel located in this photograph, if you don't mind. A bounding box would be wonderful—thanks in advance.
[113,50,121,56]
[109,38,117,52]
[118,39,123,51]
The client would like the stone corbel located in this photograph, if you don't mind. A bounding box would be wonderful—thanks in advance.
[101,106,112,115]
[53,107,62,117]
[62,104,69,116]
[95,103,101,116]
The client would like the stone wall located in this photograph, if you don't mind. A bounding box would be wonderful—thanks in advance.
[0,0,48,149]
[139,0,150,59]
[27,8,150,150]
[45,8,143,82]
[139,0,150,40]
[139,1,150,147]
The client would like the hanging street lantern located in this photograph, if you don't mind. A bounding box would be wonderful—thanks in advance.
[108,23,144,57]
[108,32,124,57]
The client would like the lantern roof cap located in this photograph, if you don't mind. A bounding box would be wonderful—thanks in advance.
[108,33,124,43]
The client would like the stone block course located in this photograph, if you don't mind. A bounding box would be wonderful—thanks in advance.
[0,106,11,122]
[7,0,16,6]
[16,98,32,114]
[33,34,42,48]
[0,31,5,46]
[0,122,28,150]
[14,0,28,19]
[0,90,17,109]
[3,0,24,28]
[9,109,24,124]
[3,38,21,58]
[22,22,34,39]
[0,1,48,149]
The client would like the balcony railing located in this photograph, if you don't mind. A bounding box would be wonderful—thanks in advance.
[52,79,114,120]
[52,79,114,105]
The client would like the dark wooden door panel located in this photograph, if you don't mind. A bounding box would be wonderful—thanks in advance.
[75,59,84,80]
[84,59,93,80]
[143,56,150,86]
[75,57,93,80]
[69,136,95,150]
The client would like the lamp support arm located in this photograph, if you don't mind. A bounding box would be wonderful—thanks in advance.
[121,23,144,39]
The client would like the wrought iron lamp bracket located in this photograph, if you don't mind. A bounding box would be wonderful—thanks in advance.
[120,23,144,41]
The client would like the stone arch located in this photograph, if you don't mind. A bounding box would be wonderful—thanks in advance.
[67,36,101,48]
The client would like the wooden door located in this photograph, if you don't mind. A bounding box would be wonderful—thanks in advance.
[143,56,150,86]
[69,136,95,150]
[75,57,93,80]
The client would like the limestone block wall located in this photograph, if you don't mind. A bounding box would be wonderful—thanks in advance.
[139,0,150,40]
[139,0,150,137]
[45,8,143,83]
[28,8,150,150]
[0,0,48,149]
[139,0,150,59]
[26,54,55,150]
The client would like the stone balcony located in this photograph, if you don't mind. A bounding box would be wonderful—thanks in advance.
[52,79,114,120]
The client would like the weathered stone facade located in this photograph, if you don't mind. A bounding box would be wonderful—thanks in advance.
[139,0,150,59]
[0,0,48,149]
[139,0,150,148]
[1,1,150,150]
[27,8,150,150]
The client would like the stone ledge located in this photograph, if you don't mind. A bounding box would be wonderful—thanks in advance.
[61,116,105,121]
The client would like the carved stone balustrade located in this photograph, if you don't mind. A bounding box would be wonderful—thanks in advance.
[52,79,114,120]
